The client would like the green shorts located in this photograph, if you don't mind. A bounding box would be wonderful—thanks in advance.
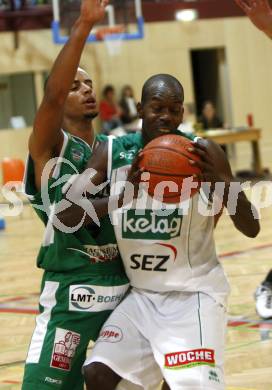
[22,267,129,390]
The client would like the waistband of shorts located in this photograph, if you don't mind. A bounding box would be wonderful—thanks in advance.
[80,260,127,276]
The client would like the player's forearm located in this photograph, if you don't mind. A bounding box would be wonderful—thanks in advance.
[263,27,272,39]
[57,193,125,229]
[57,198,109,229]
[223,183,260,237]
[44,18,94,106]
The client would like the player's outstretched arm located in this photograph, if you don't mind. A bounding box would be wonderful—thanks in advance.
[235,0,272,39]
[29,0,109,189]
[189,139,260,238]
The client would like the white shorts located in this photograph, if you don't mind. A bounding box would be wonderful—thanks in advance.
[84,288,227,390]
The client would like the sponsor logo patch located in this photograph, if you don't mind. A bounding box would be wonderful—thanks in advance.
[130,243,177,272]
[84,243,119,263]
[45,377,62,385]
[165,348,215,369]
[119,150,137,160]
[98,325,123,343]
[69,284,129,312]
[122,209,182,240]
[71,146,84,163]
[50,328,80,371]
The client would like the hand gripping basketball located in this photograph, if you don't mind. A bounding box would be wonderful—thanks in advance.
[139,134,201,203]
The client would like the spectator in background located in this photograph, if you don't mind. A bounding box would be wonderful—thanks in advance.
[198,100,223,130]
[198,100,227,153]
[99,85,122,134]
[119,85,138,124]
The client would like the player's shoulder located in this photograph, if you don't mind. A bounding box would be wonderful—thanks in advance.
[95,133,109,144]
[68,132,91,151]
[114,131,142,149]
[111,133,141,165]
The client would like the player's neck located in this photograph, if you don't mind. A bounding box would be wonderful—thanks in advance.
[62,119,94,147]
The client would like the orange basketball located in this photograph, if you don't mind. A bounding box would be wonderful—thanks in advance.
[139,134,201,203]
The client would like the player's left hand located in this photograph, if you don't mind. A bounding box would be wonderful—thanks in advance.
[235,0,272,36]
[187,139,234,185]
[80,0,109,25]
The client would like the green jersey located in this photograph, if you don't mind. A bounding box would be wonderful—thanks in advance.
[24,131,124,274]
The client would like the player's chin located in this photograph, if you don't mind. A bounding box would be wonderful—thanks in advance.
[152,128,175,139]
[84,110,99,120]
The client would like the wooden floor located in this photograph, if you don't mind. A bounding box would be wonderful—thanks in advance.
[0,200,272,390]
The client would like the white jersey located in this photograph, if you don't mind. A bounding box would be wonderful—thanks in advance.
[108,132,230,306]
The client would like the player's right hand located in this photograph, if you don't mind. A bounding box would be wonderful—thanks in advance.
[80,0,109,25]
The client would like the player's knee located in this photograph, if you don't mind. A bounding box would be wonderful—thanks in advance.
[84,362,121,390]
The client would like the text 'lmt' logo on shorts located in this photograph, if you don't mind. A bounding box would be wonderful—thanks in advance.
[50,328,80,371]
[122,209,182,240]
[165,349,215,369]
[69,284,128,312]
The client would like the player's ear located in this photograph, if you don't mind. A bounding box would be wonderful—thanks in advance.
[137,102,143,119]
[181,105,185,121]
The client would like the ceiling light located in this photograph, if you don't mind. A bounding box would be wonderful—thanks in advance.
[175,9,198,22]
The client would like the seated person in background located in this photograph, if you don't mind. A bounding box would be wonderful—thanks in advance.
[99,85,122,134]
[119,85,138,125]
[198,100,223,130]
[198,101,227,153]
[178,103,195,135]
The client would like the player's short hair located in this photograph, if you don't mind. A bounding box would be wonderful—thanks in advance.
[141,74,184,105]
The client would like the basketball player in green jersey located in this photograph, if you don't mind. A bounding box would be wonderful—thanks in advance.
[22,1,129,389]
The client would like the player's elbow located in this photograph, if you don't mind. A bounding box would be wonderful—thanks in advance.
[240,220,260,238]
[249,223,260,238]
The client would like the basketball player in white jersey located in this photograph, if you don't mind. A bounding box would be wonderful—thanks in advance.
[235,0,272,319]
[59,73,260,389]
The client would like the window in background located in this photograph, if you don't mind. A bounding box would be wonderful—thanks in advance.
[0,72,37,129]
